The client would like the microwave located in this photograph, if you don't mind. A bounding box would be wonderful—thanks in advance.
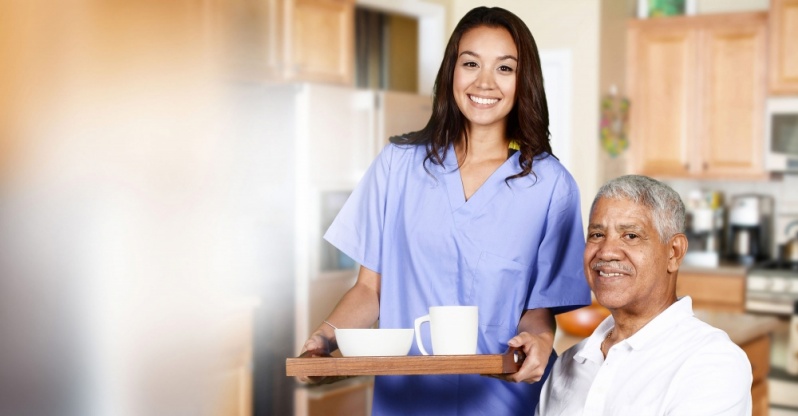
[765,97,798,173]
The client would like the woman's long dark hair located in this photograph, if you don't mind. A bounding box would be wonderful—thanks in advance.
[391,6,553,181]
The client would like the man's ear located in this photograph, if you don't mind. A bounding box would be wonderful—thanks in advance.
[667,233,688,273]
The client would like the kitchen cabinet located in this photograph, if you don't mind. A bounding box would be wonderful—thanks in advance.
[676,267,746,312]
[626,13,768,179]
[287,0,355,84]
[741,335,771,416]
[769,0,798,94]
[208,0,354,84]
[270,0,355,84]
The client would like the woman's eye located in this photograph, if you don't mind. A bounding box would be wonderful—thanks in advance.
[498,65,514,72]
[462,61,478,68]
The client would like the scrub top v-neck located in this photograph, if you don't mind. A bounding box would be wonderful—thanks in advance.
[324,142,590,415]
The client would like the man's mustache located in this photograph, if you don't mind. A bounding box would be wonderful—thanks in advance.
[590,261,632,273]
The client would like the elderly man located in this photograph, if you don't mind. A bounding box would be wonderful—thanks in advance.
[537,175,752,415]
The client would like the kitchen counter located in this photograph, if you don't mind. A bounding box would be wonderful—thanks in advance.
[694,310,781,345]
[680,261,749,276]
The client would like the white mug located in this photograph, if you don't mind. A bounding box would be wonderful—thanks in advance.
[414,306,478,355]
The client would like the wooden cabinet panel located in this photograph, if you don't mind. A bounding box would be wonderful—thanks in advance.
[700,15,767,177]
[751,379,769,416]
[741,335,771,416]
[627,25,695,176]
[769,0,798,94]
[741,335,771,383]
[676,271,745,312]
[287,0,354,84]
[627,13,767,179]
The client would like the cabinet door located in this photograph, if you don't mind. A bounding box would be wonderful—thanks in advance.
[627,23,697,176]
[699,14,767,178]
[769,0,798,94]
[287,0,354,85]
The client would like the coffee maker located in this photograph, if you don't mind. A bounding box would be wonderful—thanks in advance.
[684,190,725,267]
[726,194,773,265]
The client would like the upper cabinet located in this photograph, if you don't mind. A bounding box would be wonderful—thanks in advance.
[769,0,798,94]
[626,13,768,179]
[286,0,355,84]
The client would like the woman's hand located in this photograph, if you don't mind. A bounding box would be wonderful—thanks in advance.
[502,330,553,383]
[488,308,555,383]
[294,265,382,385]
[297,330,341,385]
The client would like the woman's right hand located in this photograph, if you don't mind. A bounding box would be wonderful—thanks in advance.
[296,330,344,385]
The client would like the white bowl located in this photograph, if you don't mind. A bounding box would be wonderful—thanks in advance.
[335,328,414,357]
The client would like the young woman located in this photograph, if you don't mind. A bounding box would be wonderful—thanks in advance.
[299,7,590,414]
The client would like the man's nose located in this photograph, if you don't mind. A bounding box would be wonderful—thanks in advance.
[595,237,623,260]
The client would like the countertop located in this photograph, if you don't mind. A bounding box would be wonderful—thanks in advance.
[553,308,781,354]
[680,261,749,276]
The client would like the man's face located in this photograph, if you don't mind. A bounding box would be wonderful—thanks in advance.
[584,197,682,314]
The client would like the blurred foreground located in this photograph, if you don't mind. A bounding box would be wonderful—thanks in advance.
[0,1,288,415]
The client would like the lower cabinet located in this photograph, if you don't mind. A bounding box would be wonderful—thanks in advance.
[741,335,771,416]
[297,378,373,416]
[676,270,746,312]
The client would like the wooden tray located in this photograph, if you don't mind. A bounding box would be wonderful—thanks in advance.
[286,349,524,377]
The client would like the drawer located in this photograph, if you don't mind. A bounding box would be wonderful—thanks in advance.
[676,272,745,312]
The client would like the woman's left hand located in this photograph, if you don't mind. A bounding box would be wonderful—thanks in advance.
[484,308,555,383]
[500,331,553,383]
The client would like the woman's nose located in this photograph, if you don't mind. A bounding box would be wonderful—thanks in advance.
[475,69,494,89]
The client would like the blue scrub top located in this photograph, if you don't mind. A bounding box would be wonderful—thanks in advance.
[324,143,591,415]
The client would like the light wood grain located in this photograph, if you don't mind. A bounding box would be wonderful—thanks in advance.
[769,0,798,94]
[286,351,522,376]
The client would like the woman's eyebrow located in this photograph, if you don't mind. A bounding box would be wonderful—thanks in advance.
[458,51,518,62]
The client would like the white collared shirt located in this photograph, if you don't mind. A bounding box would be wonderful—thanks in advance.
[537,297,752,416]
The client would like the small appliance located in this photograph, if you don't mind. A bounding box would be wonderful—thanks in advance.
[726,194,773,265]
[684,190,724,267]
[765,97,798,173]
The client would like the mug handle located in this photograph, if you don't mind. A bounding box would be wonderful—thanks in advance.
[414,314,431,355]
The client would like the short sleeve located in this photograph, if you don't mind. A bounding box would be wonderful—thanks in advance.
[526,173,591,314]
[322,144,393,274]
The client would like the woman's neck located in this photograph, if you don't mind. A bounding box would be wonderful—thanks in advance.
[456,124,509,164]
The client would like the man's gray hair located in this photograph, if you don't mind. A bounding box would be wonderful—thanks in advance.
[591,175,686,242]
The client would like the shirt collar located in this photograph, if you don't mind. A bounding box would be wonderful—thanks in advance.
[572,296,695,363]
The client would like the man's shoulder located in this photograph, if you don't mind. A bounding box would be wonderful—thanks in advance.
[676,316,750,362]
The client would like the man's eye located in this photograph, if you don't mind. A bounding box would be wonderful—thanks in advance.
[589,233,604,239]
[626,233,639,239]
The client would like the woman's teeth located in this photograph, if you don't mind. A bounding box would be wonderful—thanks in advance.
[470,95,498,105]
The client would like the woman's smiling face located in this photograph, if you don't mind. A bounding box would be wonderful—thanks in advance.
[453,25,518,131]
